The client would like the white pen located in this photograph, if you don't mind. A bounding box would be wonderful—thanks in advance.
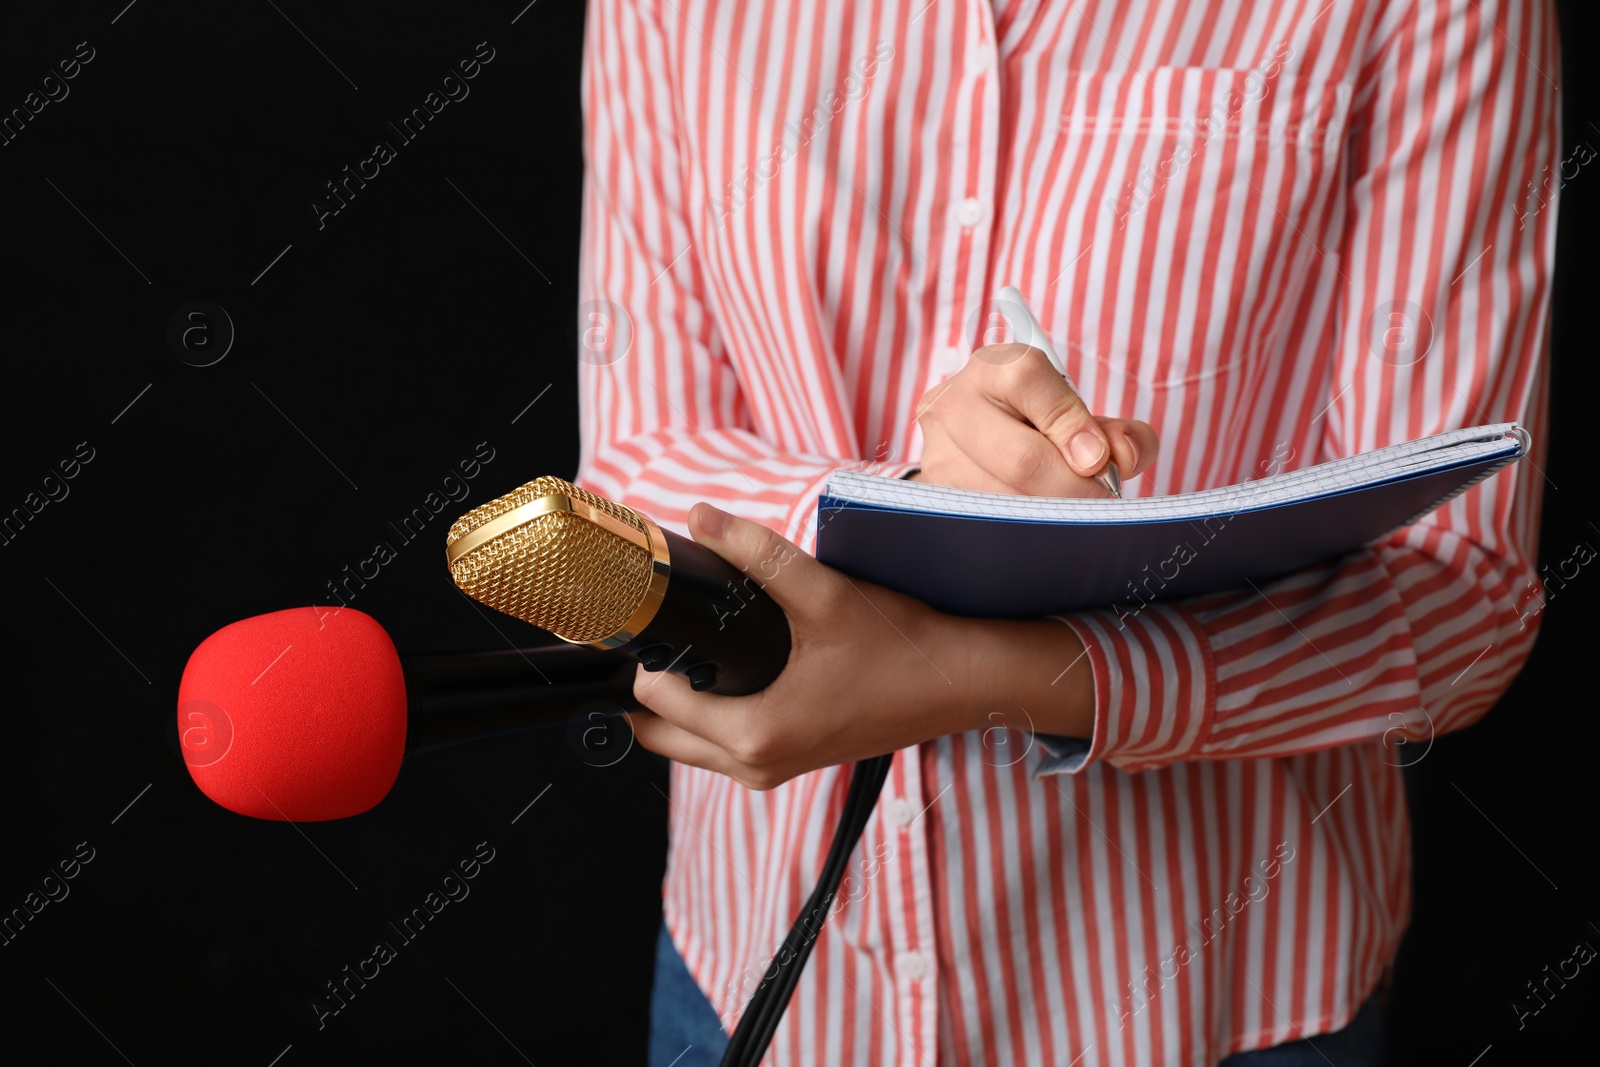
[993,285,1122,498]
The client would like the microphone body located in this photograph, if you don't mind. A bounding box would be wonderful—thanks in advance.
[446,477,791,696]
[605,525,789,695]
[402,643,637,755]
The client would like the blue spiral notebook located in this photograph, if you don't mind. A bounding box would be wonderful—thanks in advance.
[815,424,1527,618]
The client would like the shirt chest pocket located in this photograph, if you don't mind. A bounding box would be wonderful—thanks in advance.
[1041,63,1352,401]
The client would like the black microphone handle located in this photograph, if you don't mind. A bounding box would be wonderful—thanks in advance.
[403,525,792,755]
[403,644,640,756]
[617,526,793,697]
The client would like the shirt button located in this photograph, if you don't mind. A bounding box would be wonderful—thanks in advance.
[887,798,918,827]
[896,951,930,980]
[972,46,994,73]
[956,197,983,228]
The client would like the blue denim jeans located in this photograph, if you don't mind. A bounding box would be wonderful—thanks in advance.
[649,921,1386,1066]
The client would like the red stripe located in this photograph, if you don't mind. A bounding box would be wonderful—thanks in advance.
[578,1,1557,1061]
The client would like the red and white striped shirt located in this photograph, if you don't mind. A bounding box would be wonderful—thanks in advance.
[574,1,1559,1063]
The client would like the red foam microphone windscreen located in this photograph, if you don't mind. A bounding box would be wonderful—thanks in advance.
[177,607,408,821]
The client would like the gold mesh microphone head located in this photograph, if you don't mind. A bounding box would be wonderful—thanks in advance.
[445,476,670,647]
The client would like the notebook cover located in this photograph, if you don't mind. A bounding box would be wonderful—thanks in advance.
[815,450,1520,618]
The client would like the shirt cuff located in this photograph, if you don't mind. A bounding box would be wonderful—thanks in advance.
[1033,602,1217,776]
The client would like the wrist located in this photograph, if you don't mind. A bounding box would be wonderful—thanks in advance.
[945,614,1097,740]
[903,606,983,739]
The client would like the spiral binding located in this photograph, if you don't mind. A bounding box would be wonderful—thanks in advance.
[1387,426,1527,535]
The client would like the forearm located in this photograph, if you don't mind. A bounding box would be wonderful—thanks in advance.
[578,427,916,550]
[941,614,1096,741]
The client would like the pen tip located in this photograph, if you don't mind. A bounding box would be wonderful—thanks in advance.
[1101,465,1123,499]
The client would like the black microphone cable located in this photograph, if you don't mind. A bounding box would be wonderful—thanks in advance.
[719,753,893,1066]
[443,476,896,1063]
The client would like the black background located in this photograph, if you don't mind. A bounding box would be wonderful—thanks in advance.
[0,2,1594,1064]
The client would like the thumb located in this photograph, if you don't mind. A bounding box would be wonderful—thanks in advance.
[688,502,825,615]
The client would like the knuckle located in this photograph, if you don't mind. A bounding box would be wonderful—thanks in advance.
[991,352,1032,386]
[977,342,1031,368]
[995,442,1051,489]
[915,382,955,422]
[729,726,774,765]
[632,729,665,757]
[631,672,653,706]
[743,535,794,587]
[1035,391,1090,442]
[741,765,788,792]
[752,530,788,572]
[810,575,852,619]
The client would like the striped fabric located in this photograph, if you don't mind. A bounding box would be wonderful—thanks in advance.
[574,0,1559,1063]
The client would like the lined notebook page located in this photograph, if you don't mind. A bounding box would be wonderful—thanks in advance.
[825,424,1524,524]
